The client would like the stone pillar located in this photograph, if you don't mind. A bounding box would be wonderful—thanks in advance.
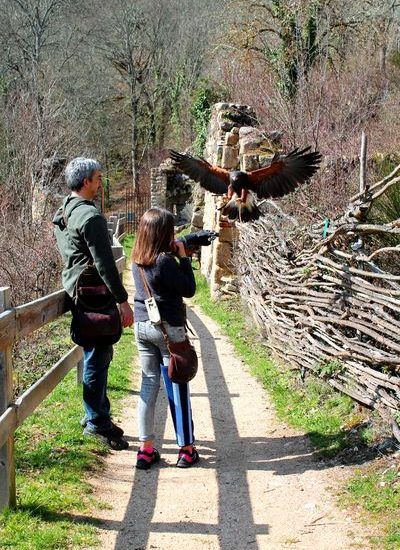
[200,103,257,299]
[150,167,167,208]
[198,103,282,299]
[150,161,193,225]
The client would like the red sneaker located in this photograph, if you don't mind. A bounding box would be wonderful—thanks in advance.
[176,447,199,468]
[136,448,160,470]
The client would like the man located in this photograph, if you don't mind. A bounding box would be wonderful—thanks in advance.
[53,157,133,450]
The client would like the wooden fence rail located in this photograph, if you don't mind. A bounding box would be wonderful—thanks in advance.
[0,233,126,511]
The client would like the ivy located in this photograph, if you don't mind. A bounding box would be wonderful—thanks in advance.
[170,71,185,128]
[263,0,321,100]
[190,81,226,156]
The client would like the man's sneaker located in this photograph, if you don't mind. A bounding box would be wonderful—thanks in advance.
[136,448,160,470]
[109,423,124,438]
[83,426,128,450]
[176,447,199,468]
[80,417,124,437]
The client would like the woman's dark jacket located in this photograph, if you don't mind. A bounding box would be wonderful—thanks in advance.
[132,254,195,326]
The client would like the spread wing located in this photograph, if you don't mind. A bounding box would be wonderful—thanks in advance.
[247,147,322,198]
[169,149,229,194]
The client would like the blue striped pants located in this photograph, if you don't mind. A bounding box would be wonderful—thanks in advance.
[134,320,194,447]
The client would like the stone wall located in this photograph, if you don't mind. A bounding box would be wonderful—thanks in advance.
[199,102,281,299]
[150,166,168,209]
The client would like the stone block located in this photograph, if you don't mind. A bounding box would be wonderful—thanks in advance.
[239,127,272,154]
[220,292,235,300]
[241,154,259,172]
[225,132,239,146]
[216,144,223,166]
[191,210,204,228]
[221,146,239,170]
[215,240,232,268]
[221,283,237,294]
[214,102,230,111]
[218,225,239,243]
[220,275,238,288]
[220,121,235,132]
[258,154,275,168]
[239,126,256,137]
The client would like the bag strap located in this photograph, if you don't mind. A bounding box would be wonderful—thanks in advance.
[62,200,100,303]
[62,200,95,267]
[139,266,171,343]
[139,266,153,299]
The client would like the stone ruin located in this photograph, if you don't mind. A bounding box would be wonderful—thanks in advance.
[150,161,193,226]
[152,102,282,299]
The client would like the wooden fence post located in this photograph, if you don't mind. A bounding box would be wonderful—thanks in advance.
[0,287,16,510]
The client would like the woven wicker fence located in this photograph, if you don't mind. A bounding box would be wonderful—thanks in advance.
[236,163,400,440]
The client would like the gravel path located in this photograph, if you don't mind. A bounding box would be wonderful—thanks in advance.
[85,270,371,550]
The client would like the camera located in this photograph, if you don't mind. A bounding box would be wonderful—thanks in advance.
[177,230,219,255]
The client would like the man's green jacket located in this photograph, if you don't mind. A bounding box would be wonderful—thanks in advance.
[52,196,128,303]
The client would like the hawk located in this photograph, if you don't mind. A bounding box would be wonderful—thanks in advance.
[169,147,322,222]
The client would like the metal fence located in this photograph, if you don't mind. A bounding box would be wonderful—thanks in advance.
[125,189,151,234]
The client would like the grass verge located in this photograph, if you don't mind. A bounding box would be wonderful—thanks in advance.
[0,249,135,549]
[192,271,399,548]
[341,461,400,549]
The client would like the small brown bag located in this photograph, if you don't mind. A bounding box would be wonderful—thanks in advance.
[139,267,198,384]
[166,338,198,384]
[71,265,122,347]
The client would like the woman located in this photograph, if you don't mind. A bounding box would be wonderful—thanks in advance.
[131,208,198,469]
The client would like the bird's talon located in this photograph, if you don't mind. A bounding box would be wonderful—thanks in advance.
[217,196,229,209]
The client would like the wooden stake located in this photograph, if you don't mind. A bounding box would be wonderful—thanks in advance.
[0,287,16,510]
[360,130,368,193]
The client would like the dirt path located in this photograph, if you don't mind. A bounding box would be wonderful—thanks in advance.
[85,271,371,550]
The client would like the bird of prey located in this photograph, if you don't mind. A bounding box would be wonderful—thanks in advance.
[169,147,322,222]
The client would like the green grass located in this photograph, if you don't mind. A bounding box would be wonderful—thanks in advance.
[0,247,136,549]
[122,233,135,260]
[13,316,75,397]
[193,272,355,455]
[343,464,400,548]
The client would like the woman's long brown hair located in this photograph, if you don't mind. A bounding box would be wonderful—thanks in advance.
[132,208,175,266]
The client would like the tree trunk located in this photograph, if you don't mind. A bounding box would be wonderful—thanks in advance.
[130,80,137,193]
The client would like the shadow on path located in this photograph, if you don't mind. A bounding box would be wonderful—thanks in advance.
[90,307,369,549]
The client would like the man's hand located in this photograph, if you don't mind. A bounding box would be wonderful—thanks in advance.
[119,301,134,328]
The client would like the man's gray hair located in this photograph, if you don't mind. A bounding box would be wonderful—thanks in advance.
[65,157,101,190]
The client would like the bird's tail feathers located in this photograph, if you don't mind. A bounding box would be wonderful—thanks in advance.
[221,193,261,222]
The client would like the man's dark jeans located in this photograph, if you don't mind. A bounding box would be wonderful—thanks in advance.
[83,345,113,432]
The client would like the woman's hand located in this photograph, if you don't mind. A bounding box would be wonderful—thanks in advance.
[172,240,188,258]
